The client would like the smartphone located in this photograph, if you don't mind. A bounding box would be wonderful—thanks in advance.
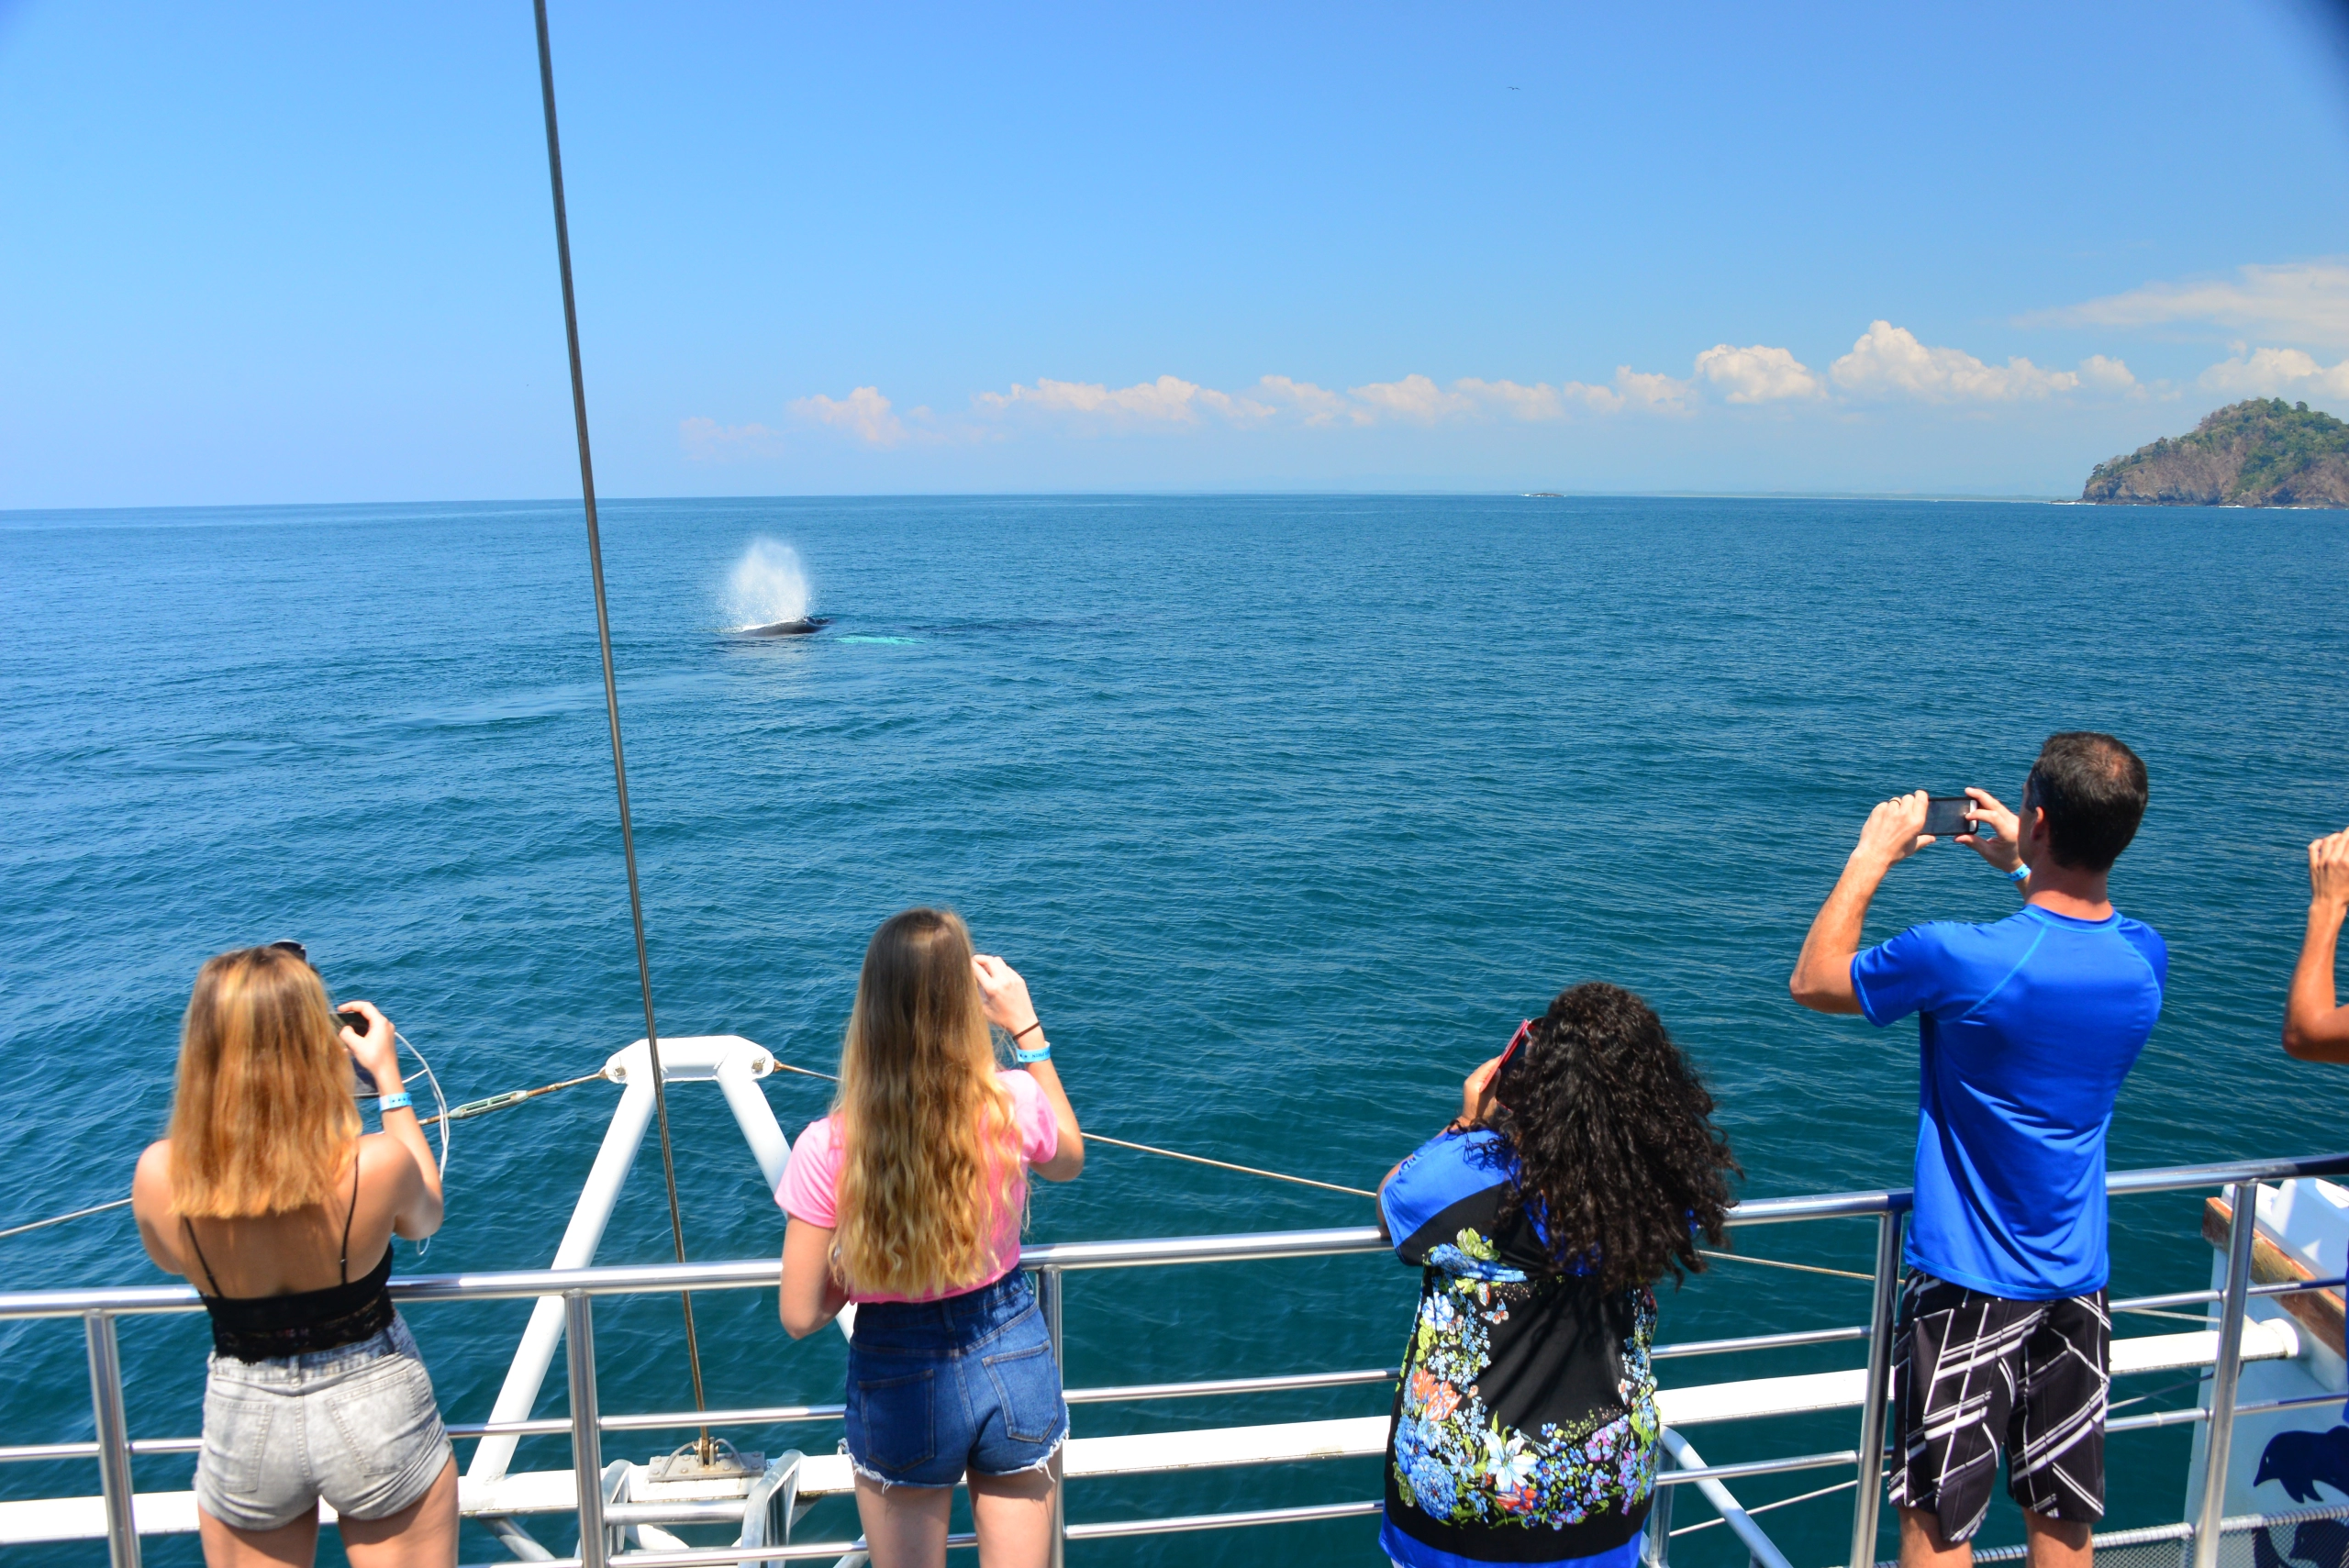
[1922,796,1974,839]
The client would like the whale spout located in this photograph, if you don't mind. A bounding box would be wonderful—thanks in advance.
[741,616,832,637]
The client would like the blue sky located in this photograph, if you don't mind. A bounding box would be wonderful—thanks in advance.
[4,0,2347,505]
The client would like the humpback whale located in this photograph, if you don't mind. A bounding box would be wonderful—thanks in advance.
[741,616,832,637]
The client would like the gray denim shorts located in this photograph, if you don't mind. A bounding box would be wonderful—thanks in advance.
[195,1315,452,1531]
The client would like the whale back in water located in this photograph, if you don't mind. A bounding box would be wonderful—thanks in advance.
[741,616,832,637]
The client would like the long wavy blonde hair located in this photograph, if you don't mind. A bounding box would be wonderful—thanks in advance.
[831,908,1018,1298]
[168,946,361,1218]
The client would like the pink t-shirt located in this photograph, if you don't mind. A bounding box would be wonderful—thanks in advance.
[777,1070,1060,1304]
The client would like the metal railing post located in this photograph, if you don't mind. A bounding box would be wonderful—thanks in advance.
[1038,1267,1066,1568]
[1642,1473,1674,1568]
[1848,1210,1903,1568]
[83,1310,140,1568]
[565,1290,608,1568]
[2191,1180,2260,1568]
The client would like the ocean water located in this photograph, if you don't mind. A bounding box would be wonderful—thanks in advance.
[2,494,2344,1567]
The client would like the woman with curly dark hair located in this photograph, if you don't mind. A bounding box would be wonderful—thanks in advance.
[1376,982,1739,1568]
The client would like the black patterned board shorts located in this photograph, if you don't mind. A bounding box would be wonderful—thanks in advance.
[1888,1270,2111,1542]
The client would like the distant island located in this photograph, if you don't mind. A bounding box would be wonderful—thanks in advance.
[2082,398,2349,507]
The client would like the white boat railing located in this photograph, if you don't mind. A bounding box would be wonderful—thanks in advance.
[6,1149,2347,1568]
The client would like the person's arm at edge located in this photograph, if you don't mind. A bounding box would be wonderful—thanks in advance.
[1790,791,1932,1015]
[1956,787,2030,898]
[973,952,1083,1181]
[779,1217,849,1339]
[130,1142,186,1278]
[1377,1055,1503,1242]
[340,1000,443,1240]
[2285,828,2349,1062]
[1019,1044,1084,1182]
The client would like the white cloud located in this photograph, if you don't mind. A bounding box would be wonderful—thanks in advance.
[1346,373,1475,423]
[787,385,906,446]
[1451,378,1572,421]
[679,416,785,461]
[1252,375,1357,426]
[1609,367,1690,412]
[2036,260,2349,348]
[973,374,1276,426]
[1692,343,1823,403]
[757,332,2151,455]
[1829,320,2083,402]
[2076,354,2139,393]
[1349,371,1678,422]
[2199,345,2349,400]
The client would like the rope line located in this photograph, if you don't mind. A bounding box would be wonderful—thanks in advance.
[446,1072,608,1121]
[2114,1305,2220,1324]
[1697,1250,1873,1282]
[0,1046,1876,1292]
[1085,1135,1377,1197]
[0,1197,132,1241]
[1670,1476,1859,1535]
[757,1054,1380,1196]
[756,1050,1866,1276]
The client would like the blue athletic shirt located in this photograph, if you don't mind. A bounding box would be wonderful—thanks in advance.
[1853,904,2166,1300]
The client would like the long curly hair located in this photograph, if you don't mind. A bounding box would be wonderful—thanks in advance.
[831,908,1019,1299]
[1481,982,1739,1294]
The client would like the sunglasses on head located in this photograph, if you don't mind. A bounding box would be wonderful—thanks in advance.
[265,940,310,965]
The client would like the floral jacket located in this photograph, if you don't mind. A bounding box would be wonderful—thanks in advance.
[1379,1129,1660,1564]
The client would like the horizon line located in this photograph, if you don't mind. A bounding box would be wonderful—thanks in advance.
[0,487,2083,519]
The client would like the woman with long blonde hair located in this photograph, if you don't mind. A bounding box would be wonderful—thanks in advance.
[778,908,1084,1568]
[129,944,453,1568]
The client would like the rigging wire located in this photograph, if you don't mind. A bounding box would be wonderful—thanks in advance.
[1696,1251,1872,1282]
[446,1072,609,1121]
[2,1031,454,1243]
[763,1051,1863,1276]
[1670,1476,1860,1536]
[0,1197,132,1241]
[760,1057,1382,1196]
[531,0,711,1459]
[0,1049,1941,1284]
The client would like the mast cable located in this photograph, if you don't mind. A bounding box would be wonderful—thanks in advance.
[531,0,712,1461]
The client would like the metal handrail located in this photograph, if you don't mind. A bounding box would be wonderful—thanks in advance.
[21,1148,2349,1568]
[14,1149,2347,1322]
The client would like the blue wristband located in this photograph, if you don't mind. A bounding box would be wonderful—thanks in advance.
[2006,864,2031,883]
[377,1091,414,1112]
[1015,1045,1052,1065]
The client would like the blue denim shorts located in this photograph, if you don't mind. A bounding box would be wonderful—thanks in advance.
[843,1271,1068,1488]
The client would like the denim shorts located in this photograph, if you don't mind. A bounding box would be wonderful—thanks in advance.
[195,1315,453,1531]
[843,1271,1068,1488]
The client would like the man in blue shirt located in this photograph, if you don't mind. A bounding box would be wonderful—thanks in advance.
[1790,732,2163,1568]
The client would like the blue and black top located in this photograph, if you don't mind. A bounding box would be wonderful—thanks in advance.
[1378,1128,1659,1568]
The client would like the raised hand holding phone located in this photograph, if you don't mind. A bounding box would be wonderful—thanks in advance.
[338,999,401,1098]
[1955,787,2023,873]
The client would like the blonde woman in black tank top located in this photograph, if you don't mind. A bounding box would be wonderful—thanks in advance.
[130,945,453,1568]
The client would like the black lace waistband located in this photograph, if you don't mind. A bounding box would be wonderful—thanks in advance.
[200,1248,396,1362]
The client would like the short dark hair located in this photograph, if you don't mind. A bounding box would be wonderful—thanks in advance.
[2026,732,2147,872]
